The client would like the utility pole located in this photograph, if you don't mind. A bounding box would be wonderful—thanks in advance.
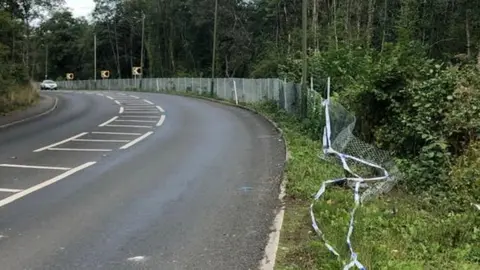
[140,12,145,79]
[210,0,219,97]
[301,0,308,118]
[94,34,97,81]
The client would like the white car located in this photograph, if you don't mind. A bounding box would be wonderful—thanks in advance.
[40,80,58,90]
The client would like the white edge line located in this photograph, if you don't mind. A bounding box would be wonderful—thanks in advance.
[119,107,124,114]
[143,99,154,105]
[156,106,165,113]
[99,116,119,127]
[156,115,166,127]
[0,162,96,208]
[48,148,112,152]
[92,131,142,135]
[0,96,58,129]
[34,132,88,152]
[0,164,71,171]
[0,188,23,193]
[260,177,286,270]
[120,131,154,150]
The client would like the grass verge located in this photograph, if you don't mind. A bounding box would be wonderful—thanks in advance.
[248,102,479,270]
[0,82,39,115]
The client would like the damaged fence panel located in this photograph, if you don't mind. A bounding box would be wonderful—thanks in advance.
[310,77,401,269]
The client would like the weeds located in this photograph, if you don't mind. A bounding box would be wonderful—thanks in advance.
[0,82,39,115]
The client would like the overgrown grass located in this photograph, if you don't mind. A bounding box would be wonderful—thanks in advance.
[249,102,479,270]
[0,82,39,115]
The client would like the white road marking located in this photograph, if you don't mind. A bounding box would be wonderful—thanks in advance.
[34,132,88,152]
[121,111,160,114]
[117,93,127,96]
[106,95,114,100]
[48,148,112,152]
[120,131,153,149]
[99,116,119,127]
[124,108,158,111]
[96,93,104,97]
[0,162,96,208]
[0,164,71,171]
[156,106,165,113]
[127,256,149,262]
[92,131,142,135]
[105,124,152,129]
[129,95,140,99]
[156,115,166,127]
[143,99,154,105]
[115,100,121,105]
[119,107,124,114]
[72,139,130,143]
[115,119,156,123]
[118,115,160,119]
[0,188,23,193]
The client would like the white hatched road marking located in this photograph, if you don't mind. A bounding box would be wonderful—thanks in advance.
[120,131,154,150]
[34,132,88,152]
[156,106,165,113]
[118,115,160,118]
[106,96,114,100]
[0,162,96,208]
[48,148,112,152]
[143,99,154,105]
[99,116,119,127]
[119,107,124,114]
[129,95,140,99]
[115,119,156,123]
[124,108,159,111]
[105,124,152,129]
[156,115,166,127]
[121,111,160,114]
[92,131,142,135]
[115,100,121,105]
[72,139,130,143]
[0,188,23,193]
[0,164,71,171]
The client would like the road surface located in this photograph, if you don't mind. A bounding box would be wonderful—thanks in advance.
[0,91,285,270]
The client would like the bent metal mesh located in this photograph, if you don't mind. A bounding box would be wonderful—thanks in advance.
[309,78,401,269]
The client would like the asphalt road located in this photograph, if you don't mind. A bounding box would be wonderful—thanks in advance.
[0,90,285,270]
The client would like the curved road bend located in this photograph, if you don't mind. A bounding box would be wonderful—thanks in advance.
[0,91,285,270]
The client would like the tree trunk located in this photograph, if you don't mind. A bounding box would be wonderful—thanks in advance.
[381,0,388,52]
[466,9,471,58]
[333,0,338,50]
[366,0,375,47]
[312,0,318,51]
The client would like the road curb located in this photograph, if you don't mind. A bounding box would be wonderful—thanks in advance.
[160,93,289,270]
[0,94,58,129]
